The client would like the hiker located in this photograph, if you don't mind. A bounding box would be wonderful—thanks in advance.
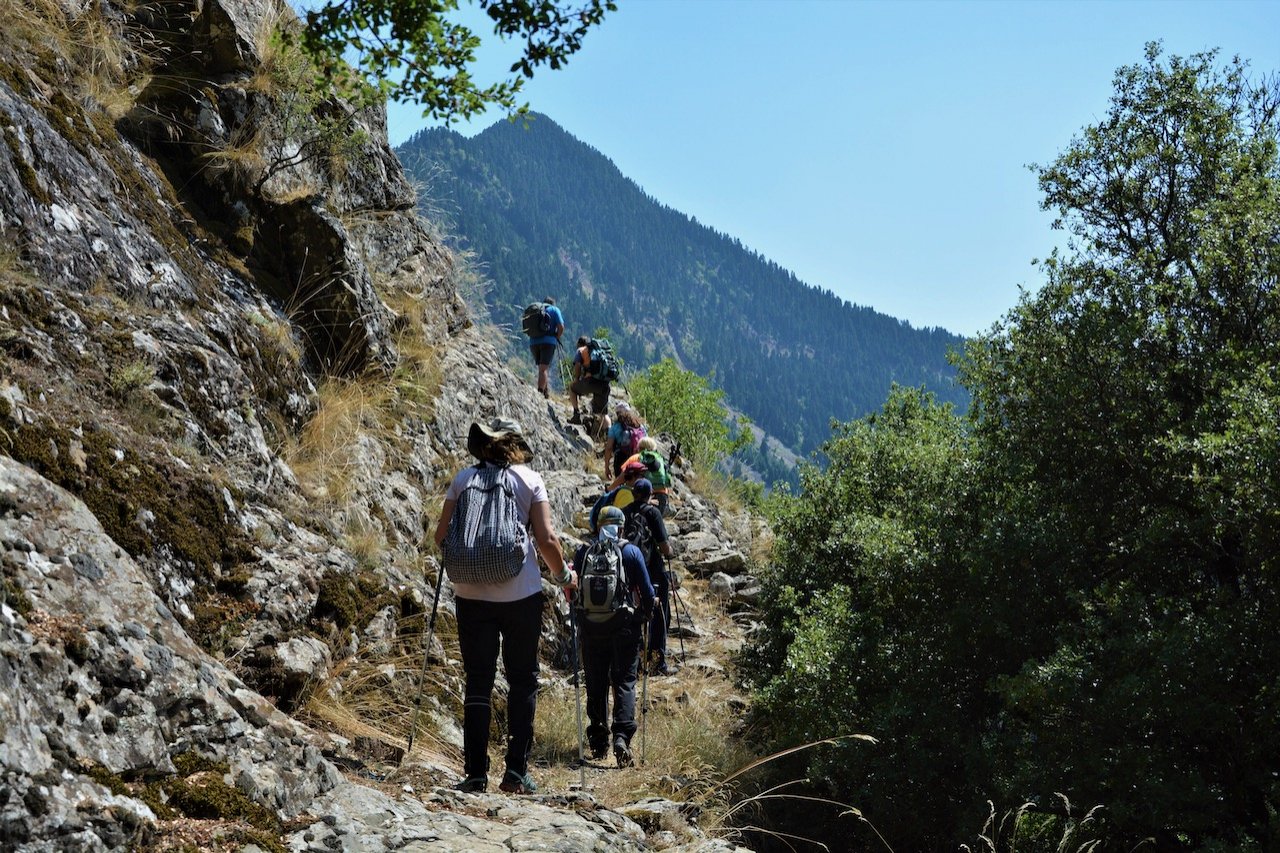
[434,417,576,794]
[610,436,674,517]
[572,505,656,767]
[588,459,649,531]
[568,336,612,429]
[604,403,646,479]
[522,297,564,399]
[623,478,676,675]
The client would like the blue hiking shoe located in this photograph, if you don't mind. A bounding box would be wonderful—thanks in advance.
[498,769,538,794]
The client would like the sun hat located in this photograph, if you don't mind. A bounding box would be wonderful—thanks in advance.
[467,417,532,460]
[615,401,631,414]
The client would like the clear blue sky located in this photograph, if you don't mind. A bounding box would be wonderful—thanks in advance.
[384,0,1280,338]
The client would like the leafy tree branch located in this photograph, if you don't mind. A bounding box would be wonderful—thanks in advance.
[296,0,615,122]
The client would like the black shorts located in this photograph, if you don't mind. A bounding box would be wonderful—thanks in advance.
[530,343,556,366]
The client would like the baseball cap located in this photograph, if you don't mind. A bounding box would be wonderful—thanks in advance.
[632,478,652,501]
[598,505,625,539]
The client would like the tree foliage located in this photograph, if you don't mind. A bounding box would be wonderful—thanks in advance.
[748,45,1280,851]
[628,358,751,468]
[297,0,614,121]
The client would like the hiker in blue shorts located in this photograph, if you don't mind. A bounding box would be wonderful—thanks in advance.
[524,298,564,398]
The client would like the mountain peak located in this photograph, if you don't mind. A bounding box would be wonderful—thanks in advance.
[398,118,966,457]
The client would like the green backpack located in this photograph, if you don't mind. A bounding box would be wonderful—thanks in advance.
[638,449,671,488]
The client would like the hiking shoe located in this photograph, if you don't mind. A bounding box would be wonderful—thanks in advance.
[589,741,608,760]
[455,776,487,793]
[498,769,538,794]
[613,737,633,768]
[568,412,582,425]
[540,387,549,398]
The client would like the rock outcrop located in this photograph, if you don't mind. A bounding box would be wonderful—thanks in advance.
[0,1,763,851]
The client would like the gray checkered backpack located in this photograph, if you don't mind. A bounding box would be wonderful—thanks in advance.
[441,463,528,584]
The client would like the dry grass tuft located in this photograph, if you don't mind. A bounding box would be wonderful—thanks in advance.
[303,604,462,769]
[246,307,302,368]
[283,281,445,505]
[284,375,393,503]
[246,0,299,95]
[341,514,386,571]
[197,124,268,188]
[0,0,158,117]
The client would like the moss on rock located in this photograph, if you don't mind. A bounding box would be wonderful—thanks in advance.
[312,567,395,632]
[7,414,251,579]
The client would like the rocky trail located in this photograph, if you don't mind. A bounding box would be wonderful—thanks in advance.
[0,0,771,847]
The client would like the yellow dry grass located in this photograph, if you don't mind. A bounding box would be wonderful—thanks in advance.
[283,283,446,505]
[0,0,155,117]
[303,608,462,769]
[284,375,392,503]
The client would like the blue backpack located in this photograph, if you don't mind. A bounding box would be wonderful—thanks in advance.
[586,338,620,381]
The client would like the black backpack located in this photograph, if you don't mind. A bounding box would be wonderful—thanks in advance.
[586,338,620,381]
[521,302,556,338]
[577,538,630,627]
[624,507,657,568]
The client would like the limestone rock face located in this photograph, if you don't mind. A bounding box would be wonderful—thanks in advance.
[0,0,768,849]
[0,457,340,847]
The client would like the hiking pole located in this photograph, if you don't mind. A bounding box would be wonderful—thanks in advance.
[569,591,586,790]
[668,571,687,663]
[640,618,650,767]
[405,560,445,762]
[672,567,697,632]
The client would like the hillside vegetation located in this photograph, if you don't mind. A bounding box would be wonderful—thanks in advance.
[746,45,1280,852]
[397,115,966,459]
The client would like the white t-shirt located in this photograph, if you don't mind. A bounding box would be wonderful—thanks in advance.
[444,463,547,603]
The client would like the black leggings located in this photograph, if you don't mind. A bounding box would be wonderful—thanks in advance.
[455,592,545,779]
[648,573,670,663]
[581,618,644,748]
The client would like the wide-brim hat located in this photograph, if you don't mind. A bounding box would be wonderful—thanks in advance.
[467,417,532,460]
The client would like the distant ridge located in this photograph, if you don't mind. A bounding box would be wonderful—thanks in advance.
[398,114,966,456]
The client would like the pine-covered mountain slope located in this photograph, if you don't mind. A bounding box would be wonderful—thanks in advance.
[398,114,967,455]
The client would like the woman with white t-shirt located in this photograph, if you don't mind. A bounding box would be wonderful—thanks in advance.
[433,417,575,795]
